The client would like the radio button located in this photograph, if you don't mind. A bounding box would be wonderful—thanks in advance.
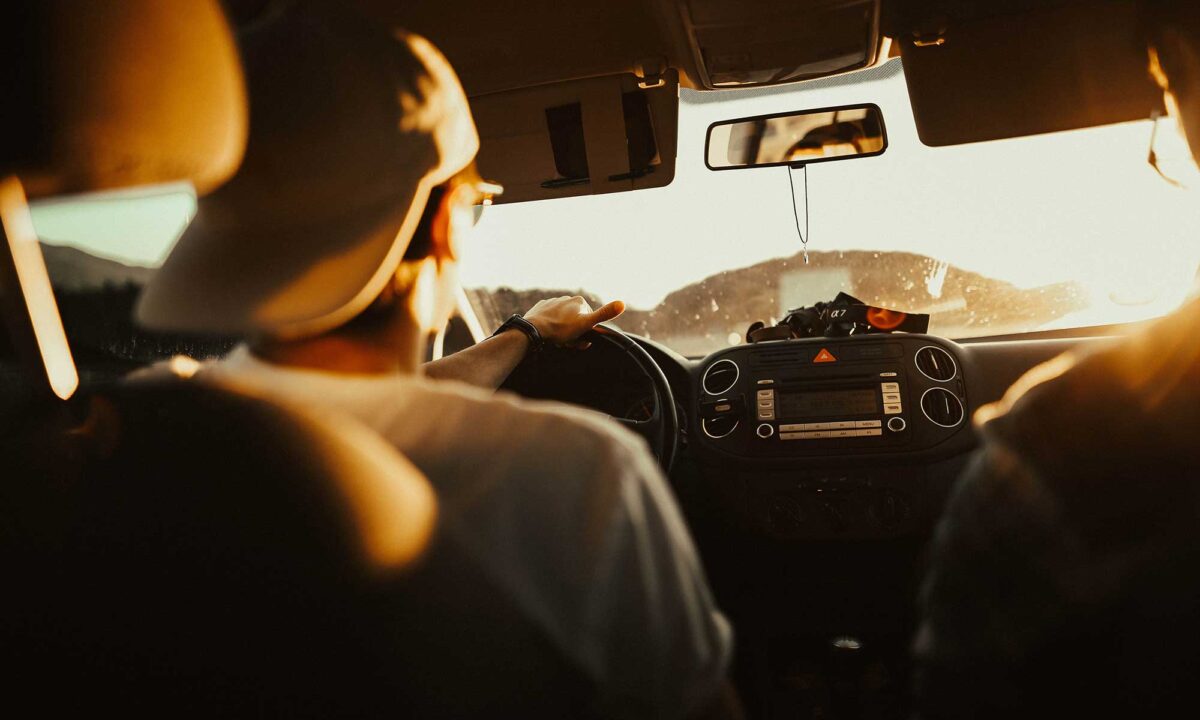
[887,417,907,433]
[782,422,829,431]
[757,379,776,385]
[881,382,900,393]
[758,411,776,421]
[757,389,775,399]
[884,403,903,415]
[855,420,882,428]
[829,421,856,430]
[756,424,775,438]
[853,428,883,437]
[782,431,835,440]
[715,403,732,412]
[882,392,902,404]
[830,429,855,438]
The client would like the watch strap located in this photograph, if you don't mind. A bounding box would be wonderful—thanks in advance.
[492,314,544,353]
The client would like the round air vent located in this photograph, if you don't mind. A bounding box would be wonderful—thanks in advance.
[920,387,965,428]
[702,416,739,439]
[915,345,957,382]
[702,358,740,396]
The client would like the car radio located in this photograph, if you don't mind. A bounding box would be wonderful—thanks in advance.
[696,336,966,457]
[754,372,907,441]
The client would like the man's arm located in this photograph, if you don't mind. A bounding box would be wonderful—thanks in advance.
[423,295,624,389]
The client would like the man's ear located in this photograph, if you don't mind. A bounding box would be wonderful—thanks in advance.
[427,187,455,264]
[429,182,476,264]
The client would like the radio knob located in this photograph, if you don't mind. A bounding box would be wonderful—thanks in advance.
[757,423,775,438]
[887,416,907,433]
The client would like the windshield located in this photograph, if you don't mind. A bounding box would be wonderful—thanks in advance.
[25,59,1200,365]
[460,59,1200,356]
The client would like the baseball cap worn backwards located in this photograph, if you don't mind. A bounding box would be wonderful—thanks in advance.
[136,3,479,339]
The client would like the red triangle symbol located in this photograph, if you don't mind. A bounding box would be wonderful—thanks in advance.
[814,348,837,364]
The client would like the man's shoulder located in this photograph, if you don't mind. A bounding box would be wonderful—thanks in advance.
[970,296,1200,503]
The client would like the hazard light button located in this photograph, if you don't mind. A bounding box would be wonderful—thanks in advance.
[813,348,837,363]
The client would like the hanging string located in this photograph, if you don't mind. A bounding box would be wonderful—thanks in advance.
[787,163,810,264]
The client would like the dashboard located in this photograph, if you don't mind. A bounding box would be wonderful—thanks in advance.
[502,329,1101,542]
[499,328,1112,718]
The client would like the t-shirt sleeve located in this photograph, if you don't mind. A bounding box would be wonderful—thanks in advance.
[586,434,734,720]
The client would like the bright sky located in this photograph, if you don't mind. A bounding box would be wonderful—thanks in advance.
[461,59,1200,318]
[29,58,1200,327]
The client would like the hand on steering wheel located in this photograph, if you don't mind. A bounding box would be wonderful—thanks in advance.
[524,296,625,349]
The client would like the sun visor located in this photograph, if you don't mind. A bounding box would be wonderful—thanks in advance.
[895,0,1163,146]
[471,71,679,204]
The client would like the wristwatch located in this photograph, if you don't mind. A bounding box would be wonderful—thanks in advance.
[492,314,545,353]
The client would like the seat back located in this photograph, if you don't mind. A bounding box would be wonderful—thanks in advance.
[1,376,438,717]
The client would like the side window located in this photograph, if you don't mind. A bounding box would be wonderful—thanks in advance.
[28,185,235,380]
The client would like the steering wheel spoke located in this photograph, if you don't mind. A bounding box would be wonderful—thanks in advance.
[584,325,678,473]
[613,415,654,434]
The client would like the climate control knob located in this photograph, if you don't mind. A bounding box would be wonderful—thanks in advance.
[887,416,907,433]
[757,423,775,438]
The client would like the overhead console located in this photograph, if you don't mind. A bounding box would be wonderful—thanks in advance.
[694,335,968,460]
[667,0,884,88]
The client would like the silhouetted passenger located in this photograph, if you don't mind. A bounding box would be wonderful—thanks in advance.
[915,3,1200,718]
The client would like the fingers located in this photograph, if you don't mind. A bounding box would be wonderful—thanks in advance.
[524,297,625,349]
[584,299,626,325]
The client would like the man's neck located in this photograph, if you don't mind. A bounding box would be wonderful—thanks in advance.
[249,312,425,377]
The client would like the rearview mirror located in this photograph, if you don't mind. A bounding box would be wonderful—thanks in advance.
[705,104,887,170]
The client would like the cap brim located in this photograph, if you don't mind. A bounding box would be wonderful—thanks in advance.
[136,169,432,339]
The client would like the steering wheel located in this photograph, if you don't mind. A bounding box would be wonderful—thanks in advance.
[584,324,679,473]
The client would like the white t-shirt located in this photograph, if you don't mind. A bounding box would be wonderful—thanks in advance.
[196,346,733,718]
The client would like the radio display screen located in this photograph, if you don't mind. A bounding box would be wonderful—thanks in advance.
[779,388,879,418]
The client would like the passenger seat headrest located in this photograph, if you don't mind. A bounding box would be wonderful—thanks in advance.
[0,0,247,198]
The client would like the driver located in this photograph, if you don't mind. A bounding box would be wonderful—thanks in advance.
[915,2,1200,718]
[135,4,735,719]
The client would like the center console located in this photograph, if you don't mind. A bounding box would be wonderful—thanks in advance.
[696,335,967,459]
[690,335,971,540]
